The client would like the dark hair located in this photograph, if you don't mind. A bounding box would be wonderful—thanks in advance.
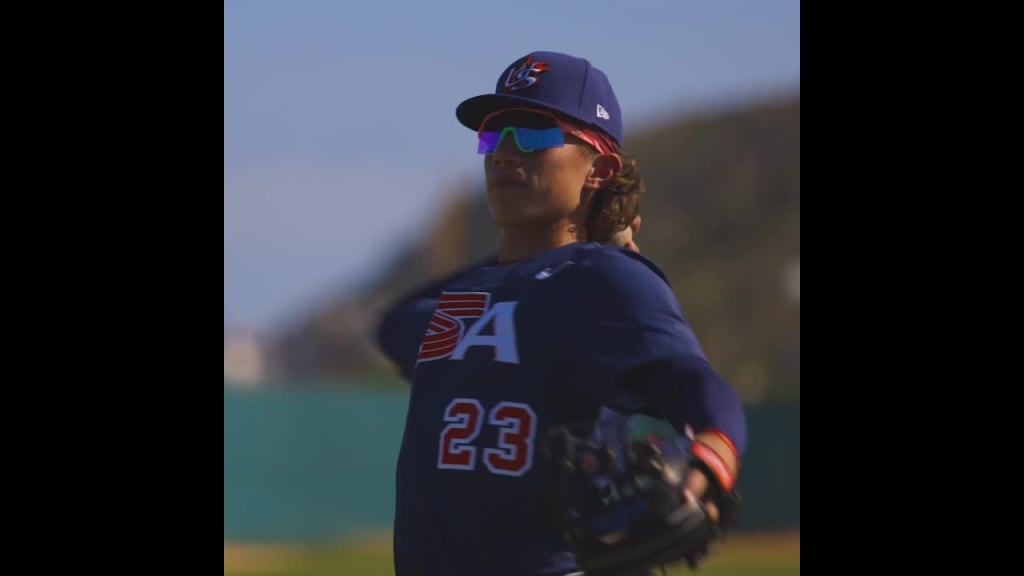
[584,149,644,243]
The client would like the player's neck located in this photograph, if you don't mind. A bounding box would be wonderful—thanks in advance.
[497,223,582,264]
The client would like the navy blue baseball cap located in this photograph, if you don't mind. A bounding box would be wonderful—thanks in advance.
[456,51,624,148]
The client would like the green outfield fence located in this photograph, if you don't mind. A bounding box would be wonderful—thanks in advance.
[224,387,799,543]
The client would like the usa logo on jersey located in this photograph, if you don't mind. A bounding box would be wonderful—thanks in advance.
[416,291,520,364]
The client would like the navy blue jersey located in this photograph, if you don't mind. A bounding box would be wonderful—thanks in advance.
[376,241,746,576]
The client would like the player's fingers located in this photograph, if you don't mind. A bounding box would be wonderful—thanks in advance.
[683,488,720,524]
[629,214,641,236]
[608,224,633,247]
[684,469,722,524]
[685,468,708,497]
[704,500,720,524]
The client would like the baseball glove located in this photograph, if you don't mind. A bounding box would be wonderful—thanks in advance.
[542,411,741,575]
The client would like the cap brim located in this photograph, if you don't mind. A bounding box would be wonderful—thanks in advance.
[455,94,574,132]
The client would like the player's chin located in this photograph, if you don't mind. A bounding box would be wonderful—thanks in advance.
[488,204,553,228]
[488,192,539,218]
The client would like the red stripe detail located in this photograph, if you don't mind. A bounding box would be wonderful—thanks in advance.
[428,318,458,331]
[419,334,460,356]
[691,441,736,492]
[427,313,459,331]
[440,307,487,317]
[419,333,461,352]
[419,342,458,360]
[422,328,460,344]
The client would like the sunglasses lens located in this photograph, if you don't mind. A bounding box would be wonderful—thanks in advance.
[477,127,565,154]
[514,127,564,150]
[478,131,502,154]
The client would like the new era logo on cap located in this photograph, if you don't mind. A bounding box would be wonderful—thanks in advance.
[455,51,624,148]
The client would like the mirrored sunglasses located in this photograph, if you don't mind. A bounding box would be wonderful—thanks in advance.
[476,108,567,154]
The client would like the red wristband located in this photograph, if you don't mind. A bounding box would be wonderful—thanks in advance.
[703,428,739,465]
[691,440,736,493]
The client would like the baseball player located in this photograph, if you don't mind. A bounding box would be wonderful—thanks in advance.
[375,51,747,576]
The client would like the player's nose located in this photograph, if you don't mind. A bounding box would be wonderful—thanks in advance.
[488,134,524,165]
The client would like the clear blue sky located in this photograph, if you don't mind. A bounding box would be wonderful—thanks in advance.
[224,0,800,334]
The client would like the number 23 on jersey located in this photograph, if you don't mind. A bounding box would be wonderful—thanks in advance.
[437,398,537,477]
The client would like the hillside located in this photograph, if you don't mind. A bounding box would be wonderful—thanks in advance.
[268,92,800,402]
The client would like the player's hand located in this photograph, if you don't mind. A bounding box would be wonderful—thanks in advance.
[686,430,740,526]
[609,215,642,252]
[684,468,719,523]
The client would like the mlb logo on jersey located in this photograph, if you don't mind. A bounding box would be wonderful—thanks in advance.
[417,291,520,364]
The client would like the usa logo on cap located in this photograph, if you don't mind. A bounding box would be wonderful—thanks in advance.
[501,55,549,93]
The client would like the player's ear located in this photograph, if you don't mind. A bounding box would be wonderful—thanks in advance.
[583,153,622,191]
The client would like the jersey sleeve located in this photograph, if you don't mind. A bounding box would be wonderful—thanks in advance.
[564,248,748,456]
[375,253,497,382]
